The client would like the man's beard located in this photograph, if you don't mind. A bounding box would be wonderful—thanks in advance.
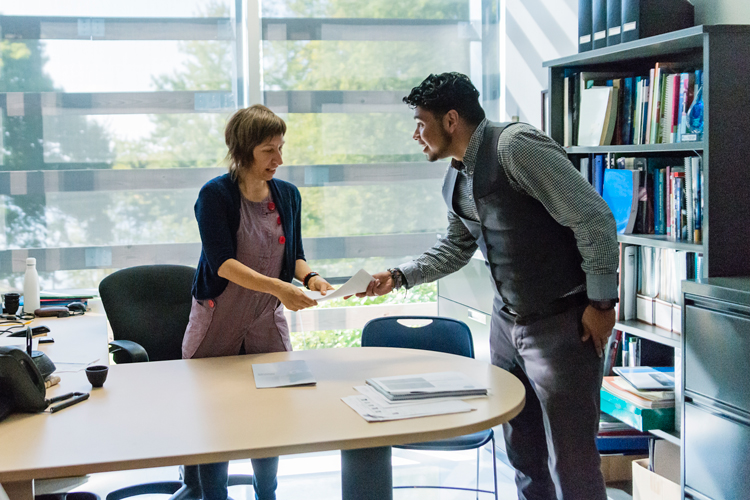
[425,128,452,162]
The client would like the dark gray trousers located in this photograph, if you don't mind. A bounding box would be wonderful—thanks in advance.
[490,297,606,500]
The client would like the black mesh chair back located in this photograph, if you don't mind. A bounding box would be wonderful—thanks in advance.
[99,265,195,362]
[98,265,253,500]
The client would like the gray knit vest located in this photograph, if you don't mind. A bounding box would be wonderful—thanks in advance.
[442,122,585,317]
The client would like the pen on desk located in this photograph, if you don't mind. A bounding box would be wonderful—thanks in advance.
[49,392,90,413]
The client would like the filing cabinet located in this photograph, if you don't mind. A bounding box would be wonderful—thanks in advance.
[682,278,750,500]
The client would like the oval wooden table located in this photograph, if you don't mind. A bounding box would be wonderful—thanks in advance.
[0,346,525,500]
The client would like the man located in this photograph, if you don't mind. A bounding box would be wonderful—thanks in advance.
[360,72,619,500]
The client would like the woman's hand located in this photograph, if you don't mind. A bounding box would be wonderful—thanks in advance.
[275,281,318,311]
[308,275,335,295]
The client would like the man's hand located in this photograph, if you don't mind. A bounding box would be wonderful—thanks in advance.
[581,305,616,357]
[356,271,394,297]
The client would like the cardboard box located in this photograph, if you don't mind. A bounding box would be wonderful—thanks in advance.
[671,304,682,334]
[632,458,680,500]
[601,453,648,483]
[654,298,672,332]
[636,294,654,324]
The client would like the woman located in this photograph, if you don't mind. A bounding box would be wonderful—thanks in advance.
[183,104,333,500]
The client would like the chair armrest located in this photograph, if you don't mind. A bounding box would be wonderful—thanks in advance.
[109,340,149,364]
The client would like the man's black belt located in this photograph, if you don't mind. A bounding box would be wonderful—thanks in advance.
[502,291,589,325]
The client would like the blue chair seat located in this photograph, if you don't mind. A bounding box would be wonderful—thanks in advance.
[397,428,494,451]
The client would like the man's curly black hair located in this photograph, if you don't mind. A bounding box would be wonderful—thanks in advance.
[403,72,485,126]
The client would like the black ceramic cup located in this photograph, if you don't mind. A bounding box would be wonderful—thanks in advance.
[85,365,109,388]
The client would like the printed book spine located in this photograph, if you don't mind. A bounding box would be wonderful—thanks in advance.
[578,0,593,51]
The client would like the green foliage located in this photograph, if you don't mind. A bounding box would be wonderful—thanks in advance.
[292,282,437,350]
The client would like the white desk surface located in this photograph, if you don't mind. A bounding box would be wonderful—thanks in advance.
[0,321,525,499]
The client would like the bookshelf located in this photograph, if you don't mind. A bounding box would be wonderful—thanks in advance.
[544,25,750,445]
[545,24,750,343]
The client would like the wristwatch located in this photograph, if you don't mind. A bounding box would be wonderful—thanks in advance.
[387,268,405,290]
[589,298,618,311]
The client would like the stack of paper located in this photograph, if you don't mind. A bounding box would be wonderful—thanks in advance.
[252,360,316,389]
[602,376,674,409]
[613,366,675,391]
[365,372,488,401]
[342,372,487,422]
[342,394,473,422]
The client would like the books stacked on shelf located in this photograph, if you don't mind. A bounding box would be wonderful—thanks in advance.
[625,245,701,332]
[601,376,675,432]
[563,66,703,146]
[342,372,487,422]
[578,0,694,53]
[603,376,674,409]
[597,412,651,453]
[654,156,703,243]
[579,154,702,242]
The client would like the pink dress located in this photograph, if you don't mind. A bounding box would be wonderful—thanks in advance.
[182,194,291,359]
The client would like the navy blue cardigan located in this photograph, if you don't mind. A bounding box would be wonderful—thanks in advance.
[192,174,305,300]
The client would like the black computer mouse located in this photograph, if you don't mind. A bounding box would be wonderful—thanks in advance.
[67,302,87,313]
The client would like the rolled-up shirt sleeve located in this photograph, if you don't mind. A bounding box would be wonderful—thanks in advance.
[498,125,619,301]
[399,211,478,289]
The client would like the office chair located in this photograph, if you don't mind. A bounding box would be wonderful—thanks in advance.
[99,265,254,500]
[361,316,499,499]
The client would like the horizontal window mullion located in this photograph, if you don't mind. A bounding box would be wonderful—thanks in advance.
[0,15,236,41]
[265,90,410,114]
[0,91,236,116]
[262,18,479,41]
[1,91,419,116]
[0,163,447,194]
[1,234,438,272]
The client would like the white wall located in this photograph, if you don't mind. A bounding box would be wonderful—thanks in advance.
[501,0,750,126]
[691,0,750,24]
[501,0,577,127]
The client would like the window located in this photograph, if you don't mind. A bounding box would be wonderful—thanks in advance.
[0,1,500,325]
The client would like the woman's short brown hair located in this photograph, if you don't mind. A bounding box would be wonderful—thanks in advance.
[224,104,286,180]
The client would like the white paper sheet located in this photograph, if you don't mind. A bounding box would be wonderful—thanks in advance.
[304,269,373,302]
[252,360,316,388]
[342,395,473,422]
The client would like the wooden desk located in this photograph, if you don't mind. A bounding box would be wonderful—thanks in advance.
[0,346,525,500]
[0,313,109,370]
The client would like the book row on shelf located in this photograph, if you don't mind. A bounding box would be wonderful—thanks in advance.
[563,64,703,147]
[580,154,702,243]
[601,335,678,432]
[578,0,694,53]
[620,244,701,334]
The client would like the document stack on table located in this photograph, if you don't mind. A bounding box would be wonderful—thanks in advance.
[342,372,488,422]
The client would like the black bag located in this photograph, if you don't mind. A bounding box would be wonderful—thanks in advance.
[0,345,48,421]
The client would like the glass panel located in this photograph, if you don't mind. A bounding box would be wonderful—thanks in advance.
[42,113,231,167]
[264,41,471,92]
[282,113,421,164]
[300,181,446,238]
[37,40,233,93]
[2,189,199,250]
